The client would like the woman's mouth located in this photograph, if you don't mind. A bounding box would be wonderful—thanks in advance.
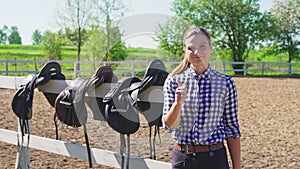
[194,55,202,60]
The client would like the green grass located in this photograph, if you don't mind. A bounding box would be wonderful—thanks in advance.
[126,47,172,61]
[0,44,78,60]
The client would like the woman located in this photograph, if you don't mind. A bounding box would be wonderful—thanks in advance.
[162,27,241,169]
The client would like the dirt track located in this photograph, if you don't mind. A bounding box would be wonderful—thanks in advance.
[1,77,300,169]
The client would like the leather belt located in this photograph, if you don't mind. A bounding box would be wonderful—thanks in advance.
[175,143,224,153]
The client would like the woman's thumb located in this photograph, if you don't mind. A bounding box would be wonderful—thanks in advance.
[176,79,183,87]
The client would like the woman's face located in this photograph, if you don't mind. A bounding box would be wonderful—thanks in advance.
[184,34,212,69]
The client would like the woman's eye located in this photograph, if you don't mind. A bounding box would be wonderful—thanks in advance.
[187,47,194,52]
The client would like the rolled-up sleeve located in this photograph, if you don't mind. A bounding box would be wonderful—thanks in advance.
[162,76,177,130]
[223,77,241,138]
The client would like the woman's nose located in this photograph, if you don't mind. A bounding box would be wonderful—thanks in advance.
[193,49,199,55]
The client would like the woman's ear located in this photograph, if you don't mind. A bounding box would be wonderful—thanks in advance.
[209,44,213,51]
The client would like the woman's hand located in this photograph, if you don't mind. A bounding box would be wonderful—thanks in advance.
[175,80,187,105]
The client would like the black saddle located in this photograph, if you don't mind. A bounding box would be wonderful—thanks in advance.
[85,66,118,121]
[11,61,65,137]
[54,77,87,128]
[131,59,169,160]
[102,59,168,168]
[54,66,117,168]
[135,59,169,127]
[102,76,141,169]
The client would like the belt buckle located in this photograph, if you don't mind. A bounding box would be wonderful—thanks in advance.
[185,145,193,155]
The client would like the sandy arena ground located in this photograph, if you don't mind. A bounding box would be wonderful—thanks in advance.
[1,77,300,169]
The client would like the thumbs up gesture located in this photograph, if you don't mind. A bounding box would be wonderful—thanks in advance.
[175,80,187,104]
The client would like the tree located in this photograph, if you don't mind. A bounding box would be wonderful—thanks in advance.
[154,16,190,60]
[271,0,300,62]
[172,0,275,74]
[0,25,8,44]
[81,26,127,68]
[32,29,43,45]
[97,0,126,61]
[8,26,22,44]
[81,27,107,69]
[41,31,62,60]
[106,26,127,61]
[56,0,98,69]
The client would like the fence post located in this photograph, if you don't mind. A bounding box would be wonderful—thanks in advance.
[131,63,134,77]
[74,61,78,78]
[5,60,8,76]
[223,62,226,74]
[262,62,265,76]
[244,63,247,76]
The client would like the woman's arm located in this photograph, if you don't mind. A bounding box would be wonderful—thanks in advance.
[164,101,182,128]
[227,137,241,169]
[163,80,187,129]
[223,77,241,169]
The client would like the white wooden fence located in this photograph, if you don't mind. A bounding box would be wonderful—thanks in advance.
[0,75,171,169]
[1,60,300,77]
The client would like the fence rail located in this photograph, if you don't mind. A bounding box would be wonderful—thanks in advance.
[1,60,300,77]
[0,76,170,169]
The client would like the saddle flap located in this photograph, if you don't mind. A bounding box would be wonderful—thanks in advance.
[105,101,140,135]
[54,77,89,127]
[55,87,81,127]
[104,76,142,135]
[11,73,40,120]
[11,84,33,120]
[72,77,89,125]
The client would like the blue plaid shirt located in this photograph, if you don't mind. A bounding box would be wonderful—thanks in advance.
[162,67,241,145]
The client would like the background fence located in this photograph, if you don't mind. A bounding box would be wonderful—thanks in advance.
[1,60,300,77]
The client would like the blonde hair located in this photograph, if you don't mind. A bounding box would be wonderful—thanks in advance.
[169,27,211,77]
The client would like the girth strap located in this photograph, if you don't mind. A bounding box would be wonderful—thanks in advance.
[120,134,125,169]
[120,134,130,169]
[149,125,161,160]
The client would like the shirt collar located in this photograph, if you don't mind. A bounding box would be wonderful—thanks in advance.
[188,65,211,80]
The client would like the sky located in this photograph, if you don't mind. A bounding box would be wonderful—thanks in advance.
[0,0,274,48]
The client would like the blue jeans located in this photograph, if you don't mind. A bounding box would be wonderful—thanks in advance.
[172,146,229,169]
